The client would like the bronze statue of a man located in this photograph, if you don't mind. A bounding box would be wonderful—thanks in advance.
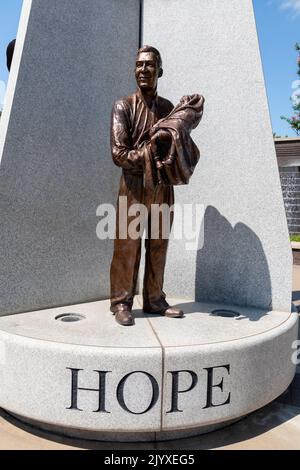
[110,46,184,326]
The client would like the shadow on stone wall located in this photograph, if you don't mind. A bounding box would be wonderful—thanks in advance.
[195,206,272,318]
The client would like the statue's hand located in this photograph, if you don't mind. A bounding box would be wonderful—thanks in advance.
[155,129,172,145]
[163,154,176,166]
[150,134,159,156]
[150,130,172,159]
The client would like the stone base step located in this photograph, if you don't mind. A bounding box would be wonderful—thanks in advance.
[0,298,297,442]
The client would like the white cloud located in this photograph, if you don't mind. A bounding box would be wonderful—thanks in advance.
[0,81,7,111]
[280,0,300,15]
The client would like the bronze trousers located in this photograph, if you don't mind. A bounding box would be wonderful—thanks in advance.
[110,172,174,312]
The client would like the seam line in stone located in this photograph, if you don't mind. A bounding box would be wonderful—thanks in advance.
[146,316,165,436]
[139,0,144,48]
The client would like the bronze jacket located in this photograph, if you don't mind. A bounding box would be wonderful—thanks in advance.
[110,89,173,176]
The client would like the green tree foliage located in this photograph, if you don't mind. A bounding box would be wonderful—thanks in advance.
[281,43,300,136]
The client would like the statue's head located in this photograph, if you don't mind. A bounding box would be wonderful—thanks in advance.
[135,46,163,92]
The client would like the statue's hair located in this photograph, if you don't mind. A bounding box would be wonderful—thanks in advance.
[137,45,162,69]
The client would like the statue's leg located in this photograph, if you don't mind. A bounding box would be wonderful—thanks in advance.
[110,173,144,311]
[143,184,174,312]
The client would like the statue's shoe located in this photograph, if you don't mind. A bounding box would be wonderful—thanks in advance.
[111,304,135,326]
[144,305,184,318]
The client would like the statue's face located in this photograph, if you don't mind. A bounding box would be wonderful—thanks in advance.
[135,52,161,91]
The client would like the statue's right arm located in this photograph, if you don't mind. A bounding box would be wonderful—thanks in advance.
[111,100,146,170]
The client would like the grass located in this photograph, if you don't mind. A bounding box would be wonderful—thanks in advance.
[290,235,300,242]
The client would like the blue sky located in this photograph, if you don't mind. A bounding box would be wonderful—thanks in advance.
[253,0,300,136]
[0,0,22,105]
[0,0,299,137]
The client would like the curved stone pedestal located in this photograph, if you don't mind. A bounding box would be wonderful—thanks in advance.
[0,298,297,442]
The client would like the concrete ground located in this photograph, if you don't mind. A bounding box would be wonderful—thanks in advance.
[0,267,299,450]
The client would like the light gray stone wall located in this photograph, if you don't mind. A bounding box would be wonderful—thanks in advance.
[0,0,140,314]
[0,0,292,316]
[143,0,292,312]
